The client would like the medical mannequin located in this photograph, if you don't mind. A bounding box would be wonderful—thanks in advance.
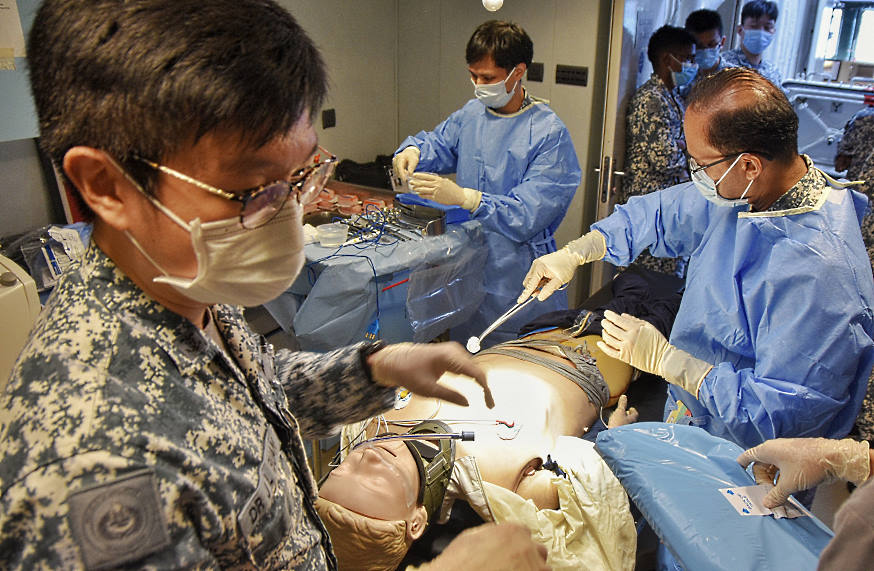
[316,329,638,570]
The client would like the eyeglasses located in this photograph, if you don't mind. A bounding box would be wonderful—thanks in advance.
[688,153,740,175]
[136,146,337,229]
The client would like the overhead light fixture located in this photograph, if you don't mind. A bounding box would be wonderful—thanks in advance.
[483,0,503,12]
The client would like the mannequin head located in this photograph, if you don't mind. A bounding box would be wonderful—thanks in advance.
[319,437,428,537]
[318,421,465,570]
[317,438,428,570]
[315,496,410,571]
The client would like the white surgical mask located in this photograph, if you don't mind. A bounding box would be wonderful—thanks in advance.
[691,153,754,208]
[472,66,518,109]
[742,29,774,55]
[123,172,305,307]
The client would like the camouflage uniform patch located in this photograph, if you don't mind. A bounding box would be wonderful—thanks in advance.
[622,73,690,277]
[68,469,169,569]
[0,244,397,569]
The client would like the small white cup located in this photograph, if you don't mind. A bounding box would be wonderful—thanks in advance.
[317,222,349,247]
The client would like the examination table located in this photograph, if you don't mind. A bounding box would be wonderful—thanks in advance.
[596,423,834,571]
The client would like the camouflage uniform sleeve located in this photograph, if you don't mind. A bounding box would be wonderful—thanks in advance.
[0,452,219,569]
[273,343,396,439]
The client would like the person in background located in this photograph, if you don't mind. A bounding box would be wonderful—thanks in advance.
[722,0,783,89]
[836,102,874,448]
[0,1,551,569]
[683,9,734,98]
[392,20,581,348]
[738,437,874,570]
[621,25,696,278]
[835,103,874,261]
[520,67,874,453]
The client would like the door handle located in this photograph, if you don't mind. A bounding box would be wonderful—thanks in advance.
[595,157,624,203]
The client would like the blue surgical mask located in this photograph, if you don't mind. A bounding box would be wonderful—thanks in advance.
[472,66,517,109]
[695,46,720,71]
[742,29,774,55]
[691,154,754,207]
[670,57,699,89]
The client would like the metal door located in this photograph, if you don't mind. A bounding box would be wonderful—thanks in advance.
[589,0,671,291]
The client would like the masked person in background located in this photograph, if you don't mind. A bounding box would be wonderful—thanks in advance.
[835,102,874,263]
[682,9,735,100]
[835,101,874,450]
[519,67,874,453]
[620,25,696,278]
[0,2,556,569]
[722,0,784,90]
[392,20,581,348]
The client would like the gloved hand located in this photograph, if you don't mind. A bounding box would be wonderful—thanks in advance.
[597,310,713,395]
[607,394,639,428]
[392,146,420,184]
[408,173,482,211]
[367,342,495,409]
[737,438,872,508]
[419,522,549,571]
[518,230,607,303]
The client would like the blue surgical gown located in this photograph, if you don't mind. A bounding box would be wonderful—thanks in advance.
[593,177,874,449]
[397,96,581,346]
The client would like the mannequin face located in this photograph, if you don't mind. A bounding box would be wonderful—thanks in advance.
[319,439,422,522]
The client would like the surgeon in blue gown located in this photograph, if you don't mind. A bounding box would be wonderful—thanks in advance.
[393,20,581,347]
[520,67,874,451]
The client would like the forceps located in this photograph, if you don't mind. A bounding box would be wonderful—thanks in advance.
[466,283,568,353]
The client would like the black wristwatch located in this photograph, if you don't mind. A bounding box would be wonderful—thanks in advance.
[359,340,387,381]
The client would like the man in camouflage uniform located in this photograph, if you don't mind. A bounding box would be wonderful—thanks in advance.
[622,25,696,277]
[721,1,784,91]
[682,9,736,100]
[0,1,549,569]
[836,103,874,443]
[836,104,874,259]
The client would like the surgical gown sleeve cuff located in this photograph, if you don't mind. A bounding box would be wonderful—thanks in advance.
[461,187,482,212]
[659,344,714,398]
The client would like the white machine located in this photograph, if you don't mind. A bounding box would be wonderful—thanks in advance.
[1,254,40,393]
